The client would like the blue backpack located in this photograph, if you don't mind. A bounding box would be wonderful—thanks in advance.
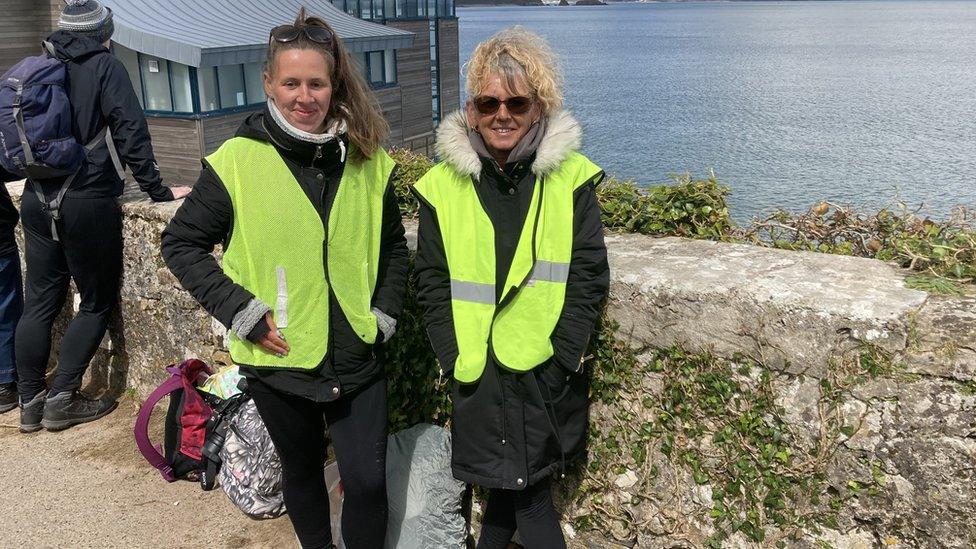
[0,41,122,240]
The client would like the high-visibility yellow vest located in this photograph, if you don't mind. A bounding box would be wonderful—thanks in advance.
[414,152,601,382]
[207,137,395,369]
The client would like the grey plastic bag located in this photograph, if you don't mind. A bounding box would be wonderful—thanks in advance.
[218,399,286,519]
[385,423,466,548]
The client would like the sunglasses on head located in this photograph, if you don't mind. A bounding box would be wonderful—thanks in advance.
[472,95,535,116]
[269,24,335,45]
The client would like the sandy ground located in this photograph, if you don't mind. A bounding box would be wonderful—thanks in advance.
[0,397,297,548]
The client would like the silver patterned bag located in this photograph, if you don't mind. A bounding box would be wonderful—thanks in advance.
[217,399,286,519]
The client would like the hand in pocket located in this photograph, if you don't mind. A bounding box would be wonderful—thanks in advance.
[257,312,290,357]
[537,361,569,400]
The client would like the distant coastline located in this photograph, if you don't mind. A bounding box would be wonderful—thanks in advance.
[455,0,851,6]
[456,0,608,6]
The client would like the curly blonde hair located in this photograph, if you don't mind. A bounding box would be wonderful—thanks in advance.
[465,26,563,116]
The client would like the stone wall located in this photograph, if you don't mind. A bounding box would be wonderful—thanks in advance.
[13,188,974,547]
[591,235,975,548]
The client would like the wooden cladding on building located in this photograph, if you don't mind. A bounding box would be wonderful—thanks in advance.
[387,20,434,143]
[375,86,404,145]
[145,117,203,187]
[140,110,260,187]
[200,111,255,156]
[0,0,46,75]
[438,19,461,118]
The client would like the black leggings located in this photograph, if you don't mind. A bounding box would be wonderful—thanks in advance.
[15,192,122,401]
[250,376,388,549]
[477,479,566,549]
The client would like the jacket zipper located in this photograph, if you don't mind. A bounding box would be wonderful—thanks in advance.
[485,177,546,368]
[500,376,507,446]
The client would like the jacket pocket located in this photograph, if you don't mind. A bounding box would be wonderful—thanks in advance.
[537,361,573,404]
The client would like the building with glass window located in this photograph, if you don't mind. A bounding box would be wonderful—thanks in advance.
[2,0,458,186]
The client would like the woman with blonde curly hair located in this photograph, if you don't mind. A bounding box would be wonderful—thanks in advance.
[413,27,609,548]
[161,7,409,548]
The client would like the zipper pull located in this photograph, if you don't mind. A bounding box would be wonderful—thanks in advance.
[313,145,323,163]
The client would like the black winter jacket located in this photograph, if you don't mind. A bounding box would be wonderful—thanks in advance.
[414,110,610,489]
[161,108,409,401]
[39,31,172,201]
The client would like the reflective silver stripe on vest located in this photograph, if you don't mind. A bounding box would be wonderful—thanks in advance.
[451,279,495,305]
[529,260,571,284]
[275,266,289,328]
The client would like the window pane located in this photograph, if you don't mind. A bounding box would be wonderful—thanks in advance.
[113,44,143,108]
[244,62,266,104]
[360,0,372,19]
[374,0,384,18]
[140,54,172,111]
[369,51,383,84]
[218,64,246,108]
[170,63,193,112]
[384,50,396,84]
[198,67,219,112]
[385,0,395,19]
[428,0,436,17]
[345,0,357,17]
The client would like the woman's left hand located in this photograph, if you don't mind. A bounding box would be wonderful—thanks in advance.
[256,312,290,357]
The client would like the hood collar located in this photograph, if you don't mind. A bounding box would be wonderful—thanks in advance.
[435,109,582,180]
[46,30,109,61]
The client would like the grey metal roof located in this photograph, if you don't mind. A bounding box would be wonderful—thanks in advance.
[101,0,414,67]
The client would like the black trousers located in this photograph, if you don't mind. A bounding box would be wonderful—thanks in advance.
[477,478,566,549]
[15,191,122,401]
[250,376,388,549]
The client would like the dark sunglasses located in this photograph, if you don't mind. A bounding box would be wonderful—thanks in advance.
[269,24,335,45]
[472,95,535,116]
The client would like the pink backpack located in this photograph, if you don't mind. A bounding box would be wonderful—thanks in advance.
[133,359,215,483]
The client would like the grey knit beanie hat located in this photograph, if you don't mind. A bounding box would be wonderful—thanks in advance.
[58,0,115,44]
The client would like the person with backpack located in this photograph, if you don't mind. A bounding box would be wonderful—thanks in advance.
[0,166,22,415]
[10,0,190,433]
[161,8,409,549]
[413,27,610,548]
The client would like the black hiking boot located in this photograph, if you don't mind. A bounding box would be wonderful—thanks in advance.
[0,383,16,414]
[41,391,118,432]
[19,391,45,433]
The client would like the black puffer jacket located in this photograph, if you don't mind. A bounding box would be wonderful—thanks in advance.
[161,107,409,401]
[39,31,172,201]
[414,110,610,489]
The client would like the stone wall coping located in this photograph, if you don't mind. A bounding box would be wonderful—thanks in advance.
[7,179,973,381]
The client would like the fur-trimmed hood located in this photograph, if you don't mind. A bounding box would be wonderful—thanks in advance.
[434,109,583,179]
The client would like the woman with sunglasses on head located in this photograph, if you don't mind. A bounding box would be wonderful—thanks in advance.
[413,27,609,548]
[161,8,408,549]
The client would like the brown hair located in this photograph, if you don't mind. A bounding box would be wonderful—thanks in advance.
[265,6,389,161]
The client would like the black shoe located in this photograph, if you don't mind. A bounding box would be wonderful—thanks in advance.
[41,391,118,432]
[0,383,15,414]
[19,392,45,433]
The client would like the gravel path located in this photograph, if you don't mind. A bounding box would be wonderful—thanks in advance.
[0,397,296,548]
